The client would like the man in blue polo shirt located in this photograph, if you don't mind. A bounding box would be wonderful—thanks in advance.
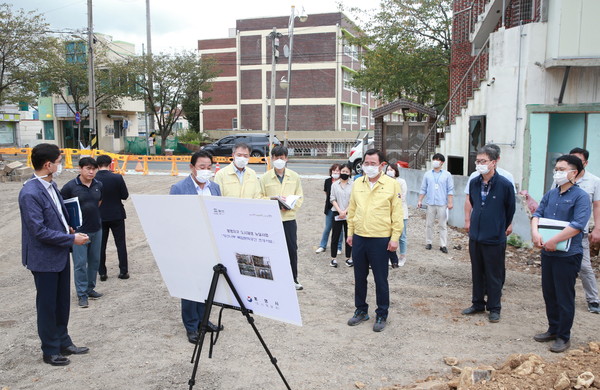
[61,157,103,308]
[462,146,515,323]
[417,153,454,253]
[531,154,591,353]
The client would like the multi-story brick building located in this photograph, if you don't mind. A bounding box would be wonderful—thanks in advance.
[198,12,377,156]
[426,0,600,203]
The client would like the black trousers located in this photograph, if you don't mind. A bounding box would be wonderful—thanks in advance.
[468,239,506,313]
[32,262,73,356]
[283,220,298,282]
[331,219,351,258]
[99,219,128,276]
[541,252,582,342]
[352,235,390,318]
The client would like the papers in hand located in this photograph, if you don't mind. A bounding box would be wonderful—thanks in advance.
[63,197,82,229]
[271,195,302,210]
[538,218,571,252]
[334,214,346,221]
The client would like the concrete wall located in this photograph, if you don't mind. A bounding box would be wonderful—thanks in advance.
[399,168,532,243]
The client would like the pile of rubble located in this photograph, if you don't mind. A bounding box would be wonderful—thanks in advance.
[0,160,33,183]
[378,342,600,390]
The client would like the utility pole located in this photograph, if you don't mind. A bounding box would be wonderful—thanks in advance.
[145,0,155,139]
[268,28,281,157]
[87,0,96,148]
[142,43,150,155]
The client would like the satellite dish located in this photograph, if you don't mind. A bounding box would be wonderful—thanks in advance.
[283,44,290,58]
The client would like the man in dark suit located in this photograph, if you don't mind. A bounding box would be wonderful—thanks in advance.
[170,150,224,343]
[95,155,130,281]
[19,143,90,366]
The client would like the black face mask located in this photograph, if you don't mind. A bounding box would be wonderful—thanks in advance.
[340,173,350,181]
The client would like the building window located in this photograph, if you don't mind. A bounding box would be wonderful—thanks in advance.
[370,115,375,126]
[342,105,351,124]
[361,91,367,105]
[232,117,238,129]
[361,116,368,129]
[343,39,358,60]
[43,121,55,140]
[343,70,354,91]
[0,122,16,145]
[333,143,345,153]
[351,107,359,124]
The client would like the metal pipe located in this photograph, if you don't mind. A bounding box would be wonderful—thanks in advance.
[284,6,295,134]
[512,23,524,148]
[268,28,278,157]
[87,0,96,147]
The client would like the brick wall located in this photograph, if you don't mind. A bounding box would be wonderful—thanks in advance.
[240,104,262,130]
[240,35,262,65]
[204,81,236,105]
[204,109,236,130]
[241,70,262,100]
[265,69,335,99]
[198,38,235,51]
[203,52,236,78]
[281,105,335,131]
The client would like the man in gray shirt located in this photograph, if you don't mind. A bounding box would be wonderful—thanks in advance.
[570,148,600,314]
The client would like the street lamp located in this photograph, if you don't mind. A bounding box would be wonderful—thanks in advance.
[283,5,308,134]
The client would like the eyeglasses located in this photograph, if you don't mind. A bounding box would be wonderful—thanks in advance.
[475,159,492,165]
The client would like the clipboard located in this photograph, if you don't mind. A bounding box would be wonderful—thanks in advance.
[538,218,571,252]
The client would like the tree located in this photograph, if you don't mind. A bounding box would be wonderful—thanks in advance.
[39,38,133,145]
[0,4,54,105]
[346,0,452,112]
[127,52,218,152]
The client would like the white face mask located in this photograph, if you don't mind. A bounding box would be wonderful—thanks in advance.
[195,169,212,183]
[363,165,380,179]
[553,170,572,186]
[386,170,395,178]
[234,156,249,169]
[272,158,286,170]
[432,160,442,169]
[331,173,340,180]
[476,164,490,175]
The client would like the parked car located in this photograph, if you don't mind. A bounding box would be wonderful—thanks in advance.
[348,137,373,174]
[201,133,280,157]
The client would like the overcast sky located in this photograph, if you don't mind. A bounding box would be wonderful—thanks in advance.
[13,0,374,53]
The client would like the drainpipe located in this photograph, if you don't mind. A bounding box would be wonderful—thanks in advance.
[511,23,524,148]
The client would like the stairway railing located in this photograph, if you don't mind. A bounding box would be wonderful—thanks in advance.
[410,37,490,169]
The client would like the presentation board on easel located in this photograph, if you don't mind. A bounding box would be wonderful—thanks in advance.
[132,194,302,326]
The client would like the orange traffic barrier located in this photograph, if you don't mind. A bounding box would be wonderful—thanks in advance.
[0,148,269,176]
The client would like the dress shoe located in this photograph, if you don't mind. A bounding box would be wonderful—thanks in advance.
[425,244,432,250]
[440,246,448,254]
[550,338,570,353]
[533,331,557,342]
[99,274,108,282]
[118,273,130,279]
[488,311,500,323]
[461,306,485,315]
[187,331,199,344]
[60,344,89,355]
[206,321,224,332]
[43,354,70,366]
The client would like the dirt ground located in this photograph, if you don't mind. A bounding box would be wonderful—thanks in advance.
[1,171,599,390]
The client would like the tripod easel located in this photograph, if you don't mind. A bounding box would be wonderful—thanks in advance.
[188,264,291,390]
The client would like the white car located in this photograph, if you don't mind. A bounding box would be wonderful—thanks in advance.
[348,137,373,174]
